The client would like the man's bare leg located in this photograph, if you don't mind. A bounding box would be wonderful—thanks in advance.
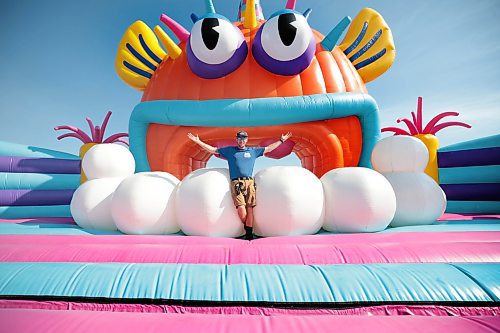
[246,206,254,228]
[237,205,247,224]
[243,206,254,240]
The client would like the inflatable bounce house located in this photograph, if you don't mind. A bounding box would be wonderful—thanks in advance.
[0,0,499,331]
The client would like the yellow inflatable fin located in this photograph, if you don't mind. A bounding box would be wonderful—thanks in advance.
[339,8,395,83]
[115,21,167,91]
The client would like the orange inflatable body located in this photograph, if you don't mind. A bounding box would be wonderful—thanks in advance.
[117,5,395,180]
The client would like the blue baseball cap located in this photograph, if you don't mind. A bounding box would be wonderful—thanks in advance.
[236,131,248,139]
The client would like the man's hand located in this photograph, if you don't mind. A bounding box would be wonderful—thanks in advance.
[187,133,201,143]
[281,132,292,142]
[187,133,218,155]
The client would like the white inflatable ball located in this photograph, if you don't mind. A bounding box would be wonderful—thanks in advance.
[383,172,446,227]
[253,167,324,237]
[321,167,396,233]
[70,178,123,230]
[111,172,180,235]
[176,168,243,237]
[82,143,135,180]
[371,136,428,173]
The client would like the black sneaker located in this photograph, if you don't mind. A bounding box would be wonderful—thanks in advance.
[244,226,253,241]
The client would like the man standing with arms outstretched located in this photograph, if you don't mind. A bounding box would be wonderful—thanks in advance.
[188,131,292,240]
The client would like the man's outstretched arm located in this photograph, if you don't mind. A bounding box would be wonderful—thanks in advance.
[187,133,218,154]
[264,132,292,154]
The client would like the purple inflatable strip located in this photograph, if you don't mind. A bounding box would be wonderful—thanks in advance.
[0,190,75,206]
[441,184,500,201]
[0,156,81,174]
[438,147,500,168]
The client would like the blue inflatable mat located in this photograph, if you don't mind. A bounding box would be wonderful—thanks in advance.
[0,262,497,303]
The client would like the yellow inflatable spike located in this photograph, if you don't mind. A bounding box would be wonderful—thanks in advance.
[115,21,167,91]
[244,0,258,29]
[154,26,182,60]
[339,8,395,83]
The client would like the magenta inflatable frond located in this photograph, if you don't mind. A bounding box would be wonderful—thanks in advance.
[429,121,472,135]
[422,111,459,133]
[103,133,130,146]
[411,111,418,129]
[285,0,297,10]
[397,118,418,135]
[54,125,92,143]
[381,97,471,136]
[55,111,129,145]
[416,96,423,133]
[160,14,190,43]
[381,127,411,136]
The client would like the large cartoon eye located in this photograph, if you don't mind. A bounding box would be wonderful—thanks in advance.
[252,11,315,76]
[187,16,248,79]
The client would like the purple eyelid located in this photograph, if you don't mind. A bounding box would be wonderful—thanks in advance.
[252,24,316,76]
[187,38,248,79]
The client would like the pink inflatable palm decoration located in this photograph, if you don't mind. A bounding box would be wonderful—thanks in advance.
[382,96,471,136]
[54,111,129,145]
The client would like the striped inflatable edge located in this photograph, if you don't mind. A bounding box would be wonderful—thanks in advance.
[0,141,80,218]
[438,134,500,214]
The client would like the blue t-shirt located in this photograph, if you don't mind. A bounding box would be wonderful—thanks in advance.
[217,146,265,179]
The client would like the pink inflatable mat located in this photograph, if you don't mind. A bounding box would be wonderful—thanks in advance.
[0,308,498,333]
[1,231,498,264]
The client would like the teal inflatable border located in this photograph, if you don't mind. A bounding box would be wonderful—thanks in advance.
[0,172,80,190]
[0,205,71,219]
[0,262,497,303]
[439,165,500,184]
[129,93,380,172]
[439,134,500,152]
[446,201,500,214]
[0,141,79,159]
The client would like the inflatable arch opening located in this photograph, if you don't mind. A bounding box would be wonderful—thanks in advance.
[144,116,363,179]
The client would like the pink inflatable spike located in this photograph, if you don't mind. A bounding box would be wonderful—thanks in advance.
[160,14,190,43]
[285,0,296,10]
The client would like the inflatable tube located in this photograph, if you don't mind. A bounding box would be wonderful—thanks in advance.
[438,135,500,214]
[0,262,497,303]
[0,156,81,174]
[0,141,79,160]
[438,165,500,184]
[130,92,380,172]
[441,184,500,201]
[0,217,75,224]
[0,223,121,235]
[438,147,500,168]
[0,190,75,206]
[0,173,80,190]
[0,231,498,264]
[446,201,500,214]
[0,205,71,219]
[0,308,498,333]
[438,134,500,152]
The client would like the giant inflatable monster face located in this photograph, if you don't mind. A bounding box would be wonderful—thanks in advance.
[116,0,395,180]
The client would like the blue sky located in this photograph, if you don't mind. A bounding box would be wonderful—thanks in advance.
[1,0,499,170]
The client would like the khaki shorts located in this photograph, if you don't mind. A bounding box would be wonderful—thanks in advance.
[230,179,257,207]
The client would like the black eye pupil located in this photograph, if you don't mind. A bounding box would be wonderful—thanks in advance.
[201,18,219,50]
[278,13,297,46]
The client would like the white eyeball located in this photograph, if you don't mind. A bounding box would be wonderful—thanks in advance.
[189,17,245,65]
[260,12,313,61]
